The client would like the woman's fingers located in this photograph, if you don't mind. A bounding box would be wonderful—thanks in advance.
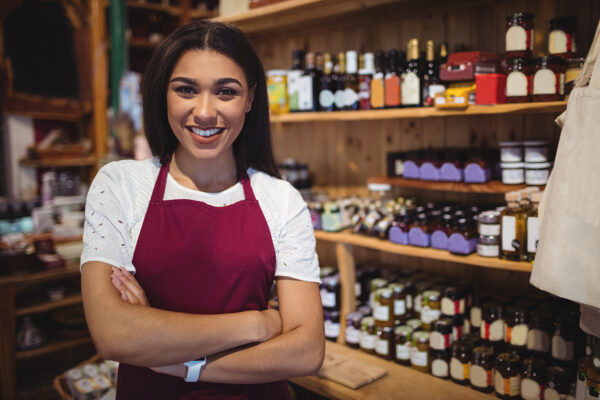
[111,266,149,306]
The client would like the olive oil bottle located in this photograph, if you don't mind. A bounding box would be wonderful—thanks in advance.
[500,191,526,260]
[525,191,542,262]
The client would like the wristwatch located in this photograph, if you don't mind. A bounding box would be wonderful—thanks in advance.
[183,357,207,382]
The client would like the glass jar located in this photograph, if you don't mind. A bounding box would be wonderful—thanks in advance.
[478,211,502,236]
[413,281,430,319]
[376,326,394,360]
[524,162,552,185]
[430,349,451,380]
[495,352,522,399]
[320,275,340,311]
[309,202,323,230]
[374,288,394,327]
[500,162,525,185]
[533,56,566,101]
[451,338,474,385]
[549,17,577,59]
[470,294,486,337]
[441,286,466,317]
[506,58,533,103]
[421,290,442,330]
[406,318,423,332]
[369,278,388,309]
[565,57,584,96]
[471,346,495,393]
[451,314,466,341]
[359,316,377,354]
[527,310,552,355]
[324,311,340,341]
[395,325,413,366]
[266,70,289,114]
[544,366,572,400]
[481,302,505,344]
[411,331,430,373]
[506,12,535,59]
[552,315,577,362]
[478,235,500,258]
[322,202,343,232]
[505,305,528,349]
[521,357,546,400]
[390,283,408,324]
[345,311,363,349]
[523,140,549,163]
[430,318,453,351]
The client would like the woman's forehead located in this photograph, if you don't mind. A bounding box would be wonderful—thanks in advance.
[170,49,247,85]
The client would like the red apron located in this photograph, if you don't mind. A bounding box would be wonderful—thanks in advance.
[116,158,290,399]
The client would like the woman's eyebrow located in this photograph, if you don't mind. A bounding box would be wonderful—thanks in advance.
[170,77,197,85]
[215,77,243,87]
[169,76,243,87]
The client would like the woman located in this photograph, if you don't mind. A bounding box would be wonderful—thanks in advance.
[81,20,324,399]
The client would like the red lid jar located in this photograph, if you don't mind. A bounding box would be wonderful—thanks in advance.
[506,58,533,103]
[533,56,566,102]
[506,13,535,59]
[549,17,577,59]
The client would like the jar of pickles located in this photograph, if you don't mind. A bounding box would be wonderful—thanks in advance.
[359,316,377,354]
[411,331,430,373]
[471,346,495,393]
[549,17,577,59]
[374,288,394,327]
[506,58,533,103]
[533,56,566,102]
[506,12,535,59]
[521,357,546,400]
[494,352,521,399]
[395,325,412,366]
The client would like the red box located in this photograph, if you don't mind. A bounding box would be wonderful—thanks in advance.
[475,73,506,105]
[440,51,501,82]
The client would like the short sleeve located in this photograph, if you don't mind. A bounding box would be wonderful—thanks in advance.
[274,190,320,283]
[80,166,136,273]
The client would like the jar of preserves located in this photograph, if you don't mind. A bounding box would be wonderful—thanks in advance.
[441,286,466,317]
[470,294,486,337]
[521,357,546,400]
[389,283,408,324]
[430,318,453,351]
[359,316,377,354]
[552,315,577,362]
[401,279,417,318]
[481,302,505,344]
[477,235,501,258]
[376,326,394,360]
[471,346,495,393]
[374,288,394,327]
[395,325,412,366]
[345,311,363,349]
[451,338,474,385]
[430,349,451,380]
[413,281,431,319]
[369,278,388,309]
[505,305,528,348]
[478,211,502,236]
[406,318,423,332]
[421,289,442,330]
[544,366,572,400]
[451,314,466,341]
[506,12,535,59]
[324,311,340,341]
[533,56,566,102]
[565,57,584,96]
[506,58,533,103]
[495,352,522,399]
[527,310,552,355]
[266,70,289,114]
[549,17,577,59]
[411,331,430,372]
[320,275,340,311]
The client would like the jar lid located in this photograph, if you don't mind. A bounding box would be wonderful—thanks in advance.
[524,162,552,169]
[499,141,523,147]
[478,235,500,245]
[443,286,465,299]
[406,318,423,330]
[546,366,572,391]
[537,55,566,66]
[423,289,441,301]
[452,337,474,354]
[361,316,375,327]
[482,301,503,316]
[379,288,393,298]
[430,348,451,359]
[412,331,429,343]
[522,140,548,147]
[347,311,363,324]
[497,352,520,363]
[472,345,494,362]
[506,12,534,20]
[550,16,576,25]
[522,357,547,379]
[389,282,405,294]
[505,305,527,320]
[500,162,525,168]
[266,70,288,76]
[478,210,501,224]
[433,318,453,334]
[394,325,413,337]
[567,57,585,68]
[450,313,465,325]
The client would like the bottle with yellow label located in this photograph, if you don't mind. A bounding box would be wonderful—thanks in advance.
[370,50,386,109]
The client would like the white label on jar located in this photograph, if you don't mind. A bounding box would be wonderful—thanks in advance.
[346,327,360,344]
[527,329,550,352]
[376,338,389,355]
[450,358,467,380]
[502,167,525,184]
[470,365,490,388]
[374,304,390,322]
[360,333,376,350]
[544,388,561,400]
[471,307,482,328]
[410,348,428,367]
[511,323,529,346]
[394,299,406,316]
[298,75,314,110]
[526,168,550,185]
[431,359,449,378]
[502,215,519,251]
[394,160,404,176]
[406,295,413,310]
[429,331,449,350]
[319,90,335,108]
[344,88,359,107]
[534,68,557,95]
[490,319,505,341]
[507,71,529,97]
[479,223,501,236]
[552,335,575,361]
[506,25,528,51]
[401,72,420,105]
[521,378,542,400]
[355,283,361,297]
[560,72,565,95]
[478,243,500,257]
[414,295,423,313]
[576,378,586,400]
[441,298,455,316]
[594,357,600,368]
[527,217,540,254]
[421,306,441,324]
[525,146,548,163]
[320,290,337,308]
[549,30,568,54]
[324,320,340,339]
[396,343,411,360]
[334,89,346,109]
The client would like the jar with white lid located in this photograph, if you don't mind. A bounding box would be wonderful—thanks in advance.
[500,162,525,184]
[523,141,549,163]
[477,235,500,258]
[478,211,501,236]
[499,141,524,163]
[524,162,551,185]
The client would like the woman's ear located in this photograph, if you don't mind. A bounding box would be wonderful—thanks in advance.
[246,85,256,113]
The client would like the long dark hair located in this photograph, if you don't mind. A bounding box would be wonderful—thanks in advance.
[142,20,279,178]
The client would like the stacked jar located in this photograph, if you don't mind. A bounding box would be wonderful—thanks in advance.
[321,270,342,342]
[499,140,551,186]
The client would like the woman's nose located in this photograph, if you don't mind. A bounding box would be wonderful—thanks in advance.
[192,92,217,123]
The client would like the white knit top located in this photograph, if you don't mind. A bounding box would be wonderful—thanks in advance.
[80,157,320,283]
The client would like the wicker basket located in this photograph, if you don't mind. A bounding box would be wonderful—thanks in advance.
[53,354,102,400]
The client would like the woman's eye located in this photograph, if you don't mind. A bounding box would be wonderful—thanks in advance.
[175,86,195,95]
[218,87,236,96]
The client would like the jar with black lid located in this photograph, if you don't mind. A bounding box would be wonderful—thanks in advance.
[527,310,552,355]
[552,315,577,362]
[451,338,475,385]
[504,305,528,349]
[359,316,377,354]
[324,311,340,341]
[430,318,453,351]
[544,366,572,400]
[406,318,423,332]
[442,286,466,317]
[430,349,451,380]
[374,288,394,327]
[401,279,417,318]
[450,314,466,341]
[506,58,533,103]
[395,325,413,366]
[471,346,495,393]
[533,56,566,102]
[345,311,363,348]
[506,12,535,59]
[389,283,408,324]
[321,275,340,311]
[521,357,546,400]
[481,302,505,344]
[470,294,487,337]
[494,352,522,399]
[376,326,395,360]
[411,331,430,372]
[549,17,577,59]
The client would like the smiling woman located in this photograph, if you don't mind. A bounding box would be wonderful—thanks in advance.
[80,20,324,400]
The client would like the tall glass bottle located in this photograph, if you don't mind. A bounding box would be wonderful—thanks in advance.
[344,50,360,110]
[402,38,423,107]
[288,49,304,112]
[370,50,386,109]
[319,53,336,112]
[423,40,445,107]
[438,42,448,65]
[334,52,347,111]
[315,53,325,111]
[359,52,375,110]
[299,52,317,112]
[384,49,402,108]
[525,191,541,262]
[500,191,526,261]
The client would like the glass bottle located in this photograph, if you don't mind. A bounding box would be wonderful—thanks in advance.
[370,50,386,109]
[334,52,347,111]
[438,42,448,65]
[359,52,374,110]
[298,52,318,111]
[384,49,401,108]
[402,38,422,107]
[526,191,541,262]
[423,40,445,106]
[500,191,526,260]
[287,49,304,112]
[344,50,360,110]
[318,53,336,112]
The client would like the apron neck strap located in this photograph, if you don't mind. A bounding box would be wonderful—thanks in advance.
[239,169,256,201]
[150,157,171,204]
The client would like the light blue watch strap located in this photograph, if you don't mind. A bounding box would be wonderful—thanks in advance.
[183,356,207,382]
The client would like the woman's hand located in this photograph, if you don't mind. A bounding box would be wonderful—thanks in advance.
[111,266,149,306]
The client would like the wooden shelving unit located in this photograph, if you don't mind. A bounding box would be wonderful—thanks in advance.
[367,176,540,194]
[126,1,182,16]
[15,335,91,361]
[19,155,98,168]
[3,93,92,122]
[16,294,83,317]
[270,101,567,123]
[290,341,496,400]
[129,37,161,50]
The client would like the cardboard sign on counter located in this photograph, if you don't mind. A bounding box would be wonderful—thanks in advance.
[317,352,388,389]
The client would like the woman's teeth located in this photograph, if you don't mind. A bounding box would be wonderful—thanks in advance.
[190,127,223,137]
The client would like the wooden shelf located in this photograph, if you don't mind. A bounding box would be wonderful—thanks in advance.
[126,1,182,16]
[213,0,401,34]
[0,264,81,287]
[314,230,532,273]
[367,176,541,194]
[3,93,92,121]
[16,294,82,317]
[129,37,161,50]
[270,101,567,123]
[19,155,98,168]
[15,335,92,361]
[290,341,495,400]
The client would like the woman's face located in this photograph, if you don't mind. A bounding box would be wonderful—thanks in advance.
[166,49,254,163]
